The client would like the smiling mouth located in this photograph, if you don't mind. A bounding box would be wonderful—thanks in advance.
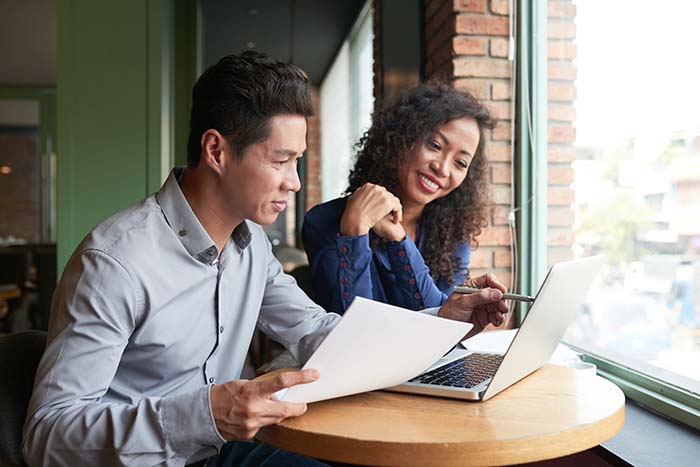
[418,173,440,192]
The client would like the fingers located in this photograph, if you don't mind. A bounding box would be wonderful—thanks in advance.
[254,369,319,396]
[460,287,503,307]
[468,273,507,293]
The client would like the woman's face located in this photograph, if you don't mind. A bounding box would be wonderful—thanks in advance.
[396,116,481,208]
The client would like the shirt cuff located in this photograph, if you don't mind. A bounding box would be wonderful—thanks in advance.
[420,306,441,317]
[162,385,225,458]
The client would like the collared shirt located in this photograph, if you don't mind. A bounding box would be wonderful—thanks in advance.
[22,168,341,467]
[302,197,470,315]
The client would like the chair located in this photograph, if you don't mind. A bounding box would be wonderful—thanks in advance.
[0,331,46,467]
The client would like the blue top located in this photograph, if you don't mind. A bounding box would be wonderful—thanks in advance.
[302,197,471,315]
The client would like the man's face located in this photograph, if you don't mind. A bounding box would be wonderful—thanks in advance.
[222,114,306,225]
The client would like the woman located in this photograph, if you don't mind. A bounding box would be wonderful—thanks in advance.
[303,81,507,333]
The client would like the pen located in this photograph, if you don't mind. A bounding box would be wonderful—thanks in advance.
[453,286,535,303]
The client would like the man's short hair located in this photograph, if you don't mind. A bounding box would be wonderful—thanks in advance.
[187,51,313,165]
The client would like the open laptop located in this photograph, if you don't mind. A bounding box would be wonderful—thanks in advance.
[385,255,604,401]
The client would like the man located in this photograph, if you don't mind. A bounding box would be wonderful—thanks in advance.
[22,51,507,467]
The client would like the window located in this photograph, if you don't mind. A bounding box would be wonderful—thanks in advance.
[320,1,374,201]
[532,0,700,427]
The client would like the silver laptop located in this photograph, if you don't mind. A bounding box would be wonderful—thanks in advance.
[385,256,604,401]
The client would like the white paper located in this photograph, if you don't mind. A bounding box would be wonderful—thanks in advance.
[282,297,472,403]
[461,329,583,366]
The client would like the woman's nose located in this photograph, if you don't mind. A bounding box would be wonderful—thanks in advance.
[429,158,449,178]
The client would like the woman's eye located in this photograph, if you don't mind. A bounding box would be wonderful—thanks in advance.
[428,140,441,151]
[456,160,469,169]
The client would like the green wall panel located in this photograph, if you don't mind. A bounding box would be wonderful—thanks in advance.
[57,0,179,271]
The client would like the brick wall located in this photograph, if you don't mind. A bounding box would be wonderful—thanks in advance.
[305,86,322,212]
[547,0,576,265]
[422,0,578,291]
[425,0,514,291]
[0,132,40,243]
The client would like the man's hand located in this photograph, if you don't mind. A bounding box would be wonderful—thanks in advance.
[438,273,509,339]
[340,183,405,242]
[210,369,318,440]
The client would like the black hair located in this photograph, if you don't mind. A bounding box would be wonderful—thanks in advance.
[187,50,313,165]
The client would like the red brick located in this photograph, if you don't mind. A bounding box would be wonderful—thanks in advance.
[490,37,509,57]
[548,165,574,185]
[548,228,574,246]
[548,1,577,18]
[491,205,512,225]
[490,0,509,15]
[548,21,576,39]
[548,187,574,205]
[492,121,511,141]
[453,36,488,55]
[491,81,511,100]
[490,185,512,204]
[488,143,512,162]
[547,206,574,227]
[548,41,577,60]
[547,145,576,162]
[470,249,493,268]
[548,62,577,80]
[453,58,511,78]
[548,104,576,122]
[494,249,512,267]
[491,163,511,183]
[487,101,512,120]
[456,14,509,35]
[548,83,576,101]
[454,78,490,99]
[548,125,575,143]
[476,226,512,246]
[454,0,487,13]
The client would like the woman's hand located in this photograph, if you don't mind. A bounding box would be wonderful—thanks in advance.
[340,183,405,241]
[438,273,509,339]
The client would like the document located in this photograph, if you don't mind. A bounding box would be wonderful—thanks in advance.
[281,297,472,403]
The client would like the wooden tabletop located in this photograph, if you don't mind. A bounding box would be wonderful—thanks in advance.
[257,364,625,467]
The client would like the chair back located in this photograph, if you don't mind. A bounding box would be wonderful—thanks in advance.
[0,331,46,467]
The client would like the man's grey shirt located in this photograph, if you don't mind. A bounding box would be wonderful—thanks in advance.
[22,168,341,466]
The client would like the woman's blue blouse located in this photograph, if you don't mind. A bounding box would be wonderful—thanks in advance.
[302,197,471,315]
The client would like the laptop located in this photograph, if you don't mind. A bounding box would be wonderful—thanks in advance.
[385,255,604,401]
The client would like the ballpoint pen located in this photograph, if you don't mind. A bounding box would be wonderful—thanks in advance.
[453,286,535,303]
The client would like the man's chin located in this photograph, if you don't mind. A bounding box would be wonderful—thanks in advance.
[249,212,280,225]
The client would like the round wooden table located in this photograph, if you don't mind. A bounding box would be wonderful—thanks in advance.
[257,364,625,467]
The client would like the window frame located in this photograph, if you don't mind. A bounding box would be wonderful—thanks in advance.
[517,0,700,430]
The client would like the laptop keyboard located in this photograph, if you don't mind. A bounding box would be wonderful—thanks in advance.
[409,353,504,388]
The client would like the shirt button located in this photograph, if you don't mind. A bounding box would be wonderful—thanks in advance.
[209,377,215,383]
[414,292,421,300]
[342,291,350,299]
[178,229,187,237]
[339,245,348,254]
[404,264,412,272]
[398,250,406,257]
[408,278,416,285]
[219,326,224,334]
[341,277,349,285]
[340,261,348,269]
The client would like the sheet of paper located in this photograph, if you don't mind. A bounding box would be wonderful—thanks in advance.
[282,297,472,403]
[461,329,582,366]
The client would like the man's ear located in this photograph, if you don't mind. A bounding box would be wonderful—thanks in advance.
[200,130,229,175]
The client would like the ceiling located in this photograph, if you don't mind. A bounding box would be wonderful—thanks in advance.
[201,0,366,85]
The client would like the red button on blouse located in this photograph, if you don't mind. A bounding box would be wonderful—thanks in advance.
[340,261,348,269]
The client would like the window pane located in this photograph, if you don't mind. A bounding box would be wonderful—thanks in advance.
[547,0,700,394]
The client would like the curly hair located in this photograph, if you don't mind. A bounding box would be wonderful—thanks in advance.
[346,81,494,285]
